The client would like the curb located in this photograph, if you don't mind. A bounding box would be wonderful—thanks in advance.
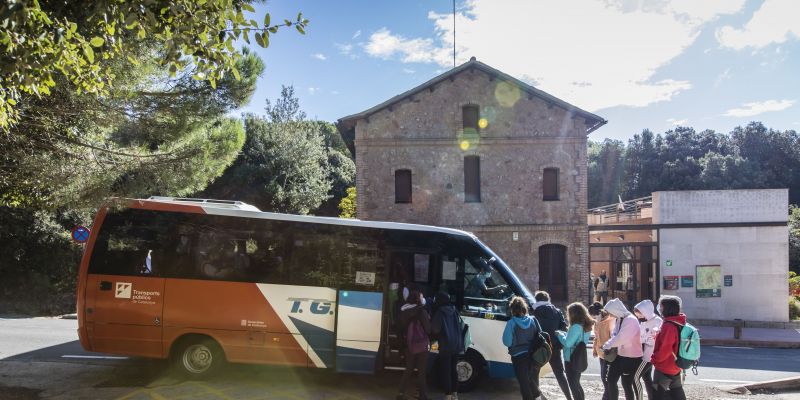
[701,338,800,348]
[59,313,78,320]
[723,376,800,394]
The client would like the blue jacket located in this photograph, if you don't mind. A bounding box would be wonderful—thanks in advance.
[557,324,591,361]
[502,315,538,357]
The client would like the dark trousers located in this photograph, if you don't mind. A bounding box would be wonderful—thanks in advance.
[399,350,428,399]
[438,351,458,395]
[549,347,573,400]
[565,361,585,400]
[607,355,644,400]
[653,369,686,400]
[635,362,656,400]
[512,354,542,400]
[600,359,610,400]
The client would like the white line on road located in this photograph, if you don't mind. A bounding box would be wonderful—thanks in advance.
[712,346,753,350]
[61,355,128,360]
[699,379,756,384]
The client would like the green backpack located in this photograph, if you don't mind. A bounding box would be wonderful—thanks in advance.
[667,321,701,373]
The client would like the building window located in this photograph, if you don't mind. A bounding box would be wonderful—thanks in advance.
[464,156,481,203]
[543,168,559,201]
[539,244,567,301]
[395,169,412,204]
[462,105,480,133]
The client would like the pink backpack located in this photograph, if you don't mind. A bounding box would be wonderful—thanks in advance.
[406,318,429,355]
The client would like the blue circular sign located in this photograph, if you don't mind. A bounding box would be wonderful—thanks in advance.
[72,226,90,243]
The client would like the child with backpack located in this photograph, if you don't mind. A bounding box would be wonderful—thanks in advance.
[557,302,594,400]
[601,298,644,400]
[502,296,545,400]
[533,291,573,400]
[634,299,663,400]
[651,295,699,400]
[397,289,431,400]
[431,291,464,400]
[590,303,615,400]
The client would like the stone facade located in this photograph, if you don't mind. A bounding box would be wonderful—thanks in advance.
[341,60,605,304]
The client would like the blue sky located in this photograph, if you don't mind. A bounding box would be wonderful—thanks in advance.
[239,0,800,142]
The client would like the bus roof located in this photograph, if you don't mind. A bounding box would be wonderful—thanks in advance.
[130,197,476,239]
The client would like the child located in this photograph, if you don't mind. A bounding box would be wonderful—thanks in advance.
[558,302,594,400]
[590,302,615,400]
[634,299,663,400]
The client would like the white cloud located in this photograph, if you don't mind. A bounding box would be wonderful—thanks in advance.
[363,0,747,110]
[311,53,327,61]
[335,42,358,59]
[352,30,361,39]
[723,99,795,117]
[714,68,732,87]
[667,118,688,126]
[716,0,800,50]
[308,87,320,95]
[402,68,416,74]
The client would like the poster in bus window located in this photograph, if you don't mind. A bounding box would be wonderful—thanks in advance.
[696,265,722,298]
[442,261,457,281]
[414,254,429,282]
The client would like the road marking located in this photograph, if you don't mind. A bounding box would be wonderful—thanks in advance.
[699,379,756,384]
[61,355,128,360]
[712,346,753,350]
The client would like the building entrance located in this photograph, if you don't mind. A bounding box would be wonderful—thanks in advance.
[590,244,658,308]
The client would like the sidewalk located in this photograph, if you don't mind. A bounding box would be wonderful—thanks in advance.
[699,325,800,348]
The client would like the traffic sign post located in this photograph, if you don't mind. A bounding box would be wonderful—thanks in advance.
[71,226,90,243]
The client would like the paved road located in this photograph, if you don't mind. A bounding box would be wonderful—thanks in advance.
[2,317,799,399]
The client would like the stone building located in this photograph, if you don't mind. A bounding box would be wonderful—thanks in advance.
[337,58,607,303]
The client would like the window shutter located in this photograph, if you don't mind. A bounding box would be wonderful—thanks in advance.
[464,156,481,203]
[462,105,479,132]
[395,170,412,203]
[543,168,559,201]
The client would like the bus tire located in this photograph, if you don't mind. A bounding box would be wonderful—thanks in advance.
[172,336,225,380]
[456,350,485,393]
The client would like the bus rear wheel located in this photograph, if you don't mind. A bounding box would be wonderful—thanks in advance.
[173,337,224,379]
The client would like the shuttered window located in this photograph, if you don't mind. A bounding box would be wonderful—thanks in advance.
[395,169,412,203]
[543,168,559,201]
[464,156,481,203]
[462,105,479,132]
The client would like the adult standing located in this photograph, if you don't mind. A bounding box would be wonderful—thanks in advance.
[532,291,572,400]
[431,292,463,400]
[596,271,609,304]
[651,296,687,400]
[634,299,663,400]
[502,296,544,400]
[601,298,644,400]
[396,290,431,400]
[558,302,594,400]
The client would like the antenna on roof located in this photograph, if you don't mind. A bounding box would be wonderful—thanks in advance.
[453,0,456,68]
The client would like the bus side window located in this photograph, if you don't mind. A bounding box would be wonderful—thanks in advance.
[89,209,175,277]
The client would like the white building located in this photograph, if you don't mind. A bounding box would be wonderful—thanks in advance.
[589,189,789,322]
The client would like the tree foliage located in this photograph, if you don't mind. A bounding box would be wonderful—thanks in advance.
[1,47,263,210]
[791,205,800,274]
[589,122,800,208]
[0,0,308,129]
[265,85,307,123]
[339,187,356,219]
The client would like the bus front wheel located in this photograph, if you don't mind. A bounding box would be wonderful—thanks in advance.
[456,350,485,392]
[172,337,224,379]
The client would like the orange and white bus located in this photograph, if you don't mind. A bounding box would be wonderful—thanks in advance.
[77,197,536,390]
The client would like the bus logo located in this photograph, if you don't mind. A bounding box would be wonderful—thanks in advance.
[288,298,335,315]
[115,282,132,299]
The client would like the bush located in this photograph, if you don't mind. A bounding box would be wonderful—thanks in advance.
[791,297,800,320]
[0,208,82,315]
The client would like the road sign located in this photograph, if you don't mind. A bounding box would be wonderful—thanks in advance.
[71,226,90,243]
[666,260,673,267]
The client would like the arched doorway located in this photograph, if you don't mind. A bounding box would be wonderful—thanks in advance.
[539,244,567,301]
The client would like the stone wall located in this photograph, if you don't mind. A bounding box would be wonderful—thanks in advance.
[354,68,591,302]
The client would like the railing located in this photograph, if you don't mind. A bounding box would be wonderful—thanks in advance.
[588,196,652,225]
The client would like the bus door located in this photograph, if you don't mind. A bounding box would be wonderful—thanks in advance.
[334,290,383,373]
[84,209,171,358]
[85,262,166,358]
[382,250,438,367]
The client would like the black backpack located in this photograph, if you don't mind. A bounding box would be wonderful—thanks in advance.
[528,319,552,368]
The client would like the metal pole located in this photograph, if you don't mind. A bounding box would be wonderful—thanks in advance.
[453,0,456,68]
